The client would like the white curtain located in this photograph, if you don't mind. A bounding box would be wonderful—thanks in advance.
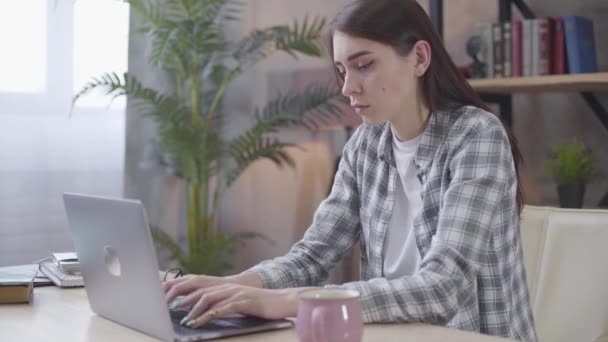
[0,0,129,266]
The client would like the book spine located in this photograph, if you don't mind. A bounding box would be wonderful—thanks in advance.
[481,24,494,78]
[512,20,523,77]
[538,18,551,76]
[531,19,539,76]
[552,16,566,74]
[565,16,581,74]
[522,20,532,76]
[503,22,512,78]
[564,16,598,74]
[493,23,504,77]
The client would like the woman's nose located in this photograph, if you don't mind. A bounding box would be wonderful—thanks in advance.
[341,74,361,97]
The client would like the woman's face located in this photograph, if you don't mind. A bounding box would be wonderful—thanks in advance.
[333,31,423,126]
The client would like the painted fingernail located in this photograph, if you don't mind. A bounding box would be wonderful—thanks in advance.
[170,298,182,309]
[186,320,195,327]
[180,316,189,326]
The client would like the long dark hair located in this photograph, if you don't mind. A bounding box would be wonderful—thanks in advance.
[327,0,524,213]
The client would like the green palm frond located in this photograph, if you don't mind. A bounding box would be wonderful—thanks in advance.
[132,1,229,70]
[258,82,347,130]
[150,226,188,267]
[226,30,278,79]
[149,26,181,69]
[223,83,344,186]
[166,0,200,20]
[190,18,225,52]
[160,118,225,181]
[215,1,244,22]
[164,0,242,22]
[152,19,224,71]
[229,15,325,75]
[126,0,165,33]
[226,137,299,187]
[274,15,326,58]
[72,72,188,125]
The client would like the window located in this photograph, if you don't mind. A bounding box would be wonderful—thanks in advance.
[73,0,129,108]
[0,0,130,114]
[0,0,47,93]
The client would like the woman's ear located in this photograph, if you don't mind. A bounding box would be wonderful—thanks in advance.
[413,40,431,77]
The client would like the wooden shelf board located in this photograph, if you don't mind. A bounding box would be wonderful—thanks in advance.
[467,72,608,94]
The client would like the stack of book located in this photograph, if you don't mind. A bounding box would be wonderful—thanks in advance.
[0,265,37,304]
[39,252,84,287]
[475,15,597,78]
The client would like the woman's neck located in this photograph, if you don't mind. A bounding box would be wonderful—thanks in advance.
[390,98,431,142]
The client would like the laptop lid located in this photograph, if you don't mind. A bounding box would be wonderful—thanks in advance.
[63,192,175,341]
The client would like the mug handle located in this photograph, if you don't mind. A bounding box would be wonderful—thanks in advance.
[311,306,329,342]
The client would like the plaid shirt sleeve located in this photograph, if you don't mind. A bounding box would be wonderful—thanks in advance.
[246,127,364,289]
[327,118,515,324]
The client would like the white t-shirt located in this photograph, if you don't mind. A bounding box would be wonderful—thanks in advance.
[382,128,423,280]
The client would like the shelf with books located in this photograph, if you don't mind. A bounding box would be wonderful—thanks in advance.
[468,72,608,94]
[430,0,608,208]
[429,0,607,129]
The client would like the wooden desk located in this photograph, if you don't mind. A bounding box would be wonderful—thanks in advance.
[0,286,511,341]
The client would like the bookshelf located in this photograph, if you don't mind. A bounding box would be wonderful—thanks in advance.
[430,0,608,130]
[468,73,608,94]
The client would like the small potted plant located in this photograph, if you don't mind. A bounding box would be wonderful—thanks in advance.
[545,139,602,208]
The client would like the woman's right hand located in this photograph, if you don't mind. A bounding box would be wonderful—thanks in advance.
[163,272,263,304]
[163,274,227,304]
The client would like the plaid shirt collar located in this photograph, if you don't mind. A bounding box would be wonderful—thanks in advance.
[377,109,450,173]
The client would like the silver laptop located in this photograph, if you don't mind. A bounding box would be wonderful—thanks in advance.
[62,192,293,341]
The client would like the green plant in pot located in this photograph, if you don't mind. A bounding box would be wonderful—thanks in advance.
[545,139,602,208]
[72,0,346,275]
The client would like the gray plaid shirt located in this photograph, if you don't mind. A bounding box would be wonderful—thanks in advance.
[248,106,537,341]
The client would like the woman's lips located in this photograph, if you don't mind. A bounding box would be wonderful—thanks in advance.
[354,105,370,116]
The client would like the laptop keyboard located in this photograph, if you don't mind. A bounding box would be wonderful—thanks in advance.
[169,308,274,334]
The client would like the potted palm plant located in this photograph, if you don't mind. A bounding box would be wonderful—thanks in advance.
[72,0,346,275]
[545,139,602,208]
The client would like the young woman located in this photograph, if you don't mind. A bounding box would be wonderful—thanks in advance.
[163,0,537,340]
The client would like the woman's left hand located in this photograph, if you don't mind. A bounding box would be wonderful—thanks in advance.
[175,284,300,328]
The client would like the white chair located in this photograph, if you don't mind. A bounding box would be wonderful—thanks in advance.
[520,205,608,342]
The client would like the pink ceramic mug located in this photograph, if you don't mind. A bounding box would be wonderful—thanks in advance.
[296,288,364,342]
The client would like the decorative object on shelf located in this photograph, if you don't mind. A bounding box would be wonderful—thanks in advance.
[72,0,348,275]
[545,139,603,208]
[466,34,486,79]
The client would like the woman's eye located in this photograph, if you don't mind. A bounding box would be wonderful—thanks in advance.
[357,61,374,71]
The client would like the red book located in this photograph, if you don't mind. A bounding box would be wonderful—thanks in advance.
[537,18,553,76]
[552,16,566,74]
[511,20,523,77]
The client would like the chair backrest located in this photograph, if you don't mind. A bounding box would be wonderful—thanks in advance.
[520,205,608,342]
